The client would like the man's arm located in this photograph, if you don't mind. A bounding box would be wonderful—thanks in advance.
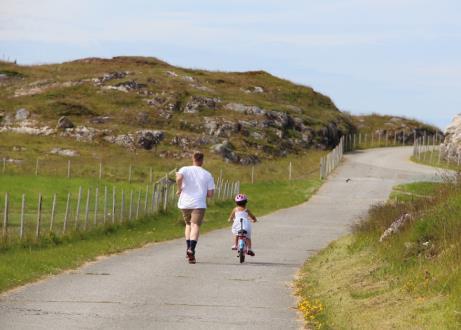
[207,189,214,198]
[176,172,183,196]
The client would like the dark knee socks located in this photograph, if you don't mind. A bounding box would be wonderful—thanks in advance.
[190,240,197,253]
[186,239,191,250]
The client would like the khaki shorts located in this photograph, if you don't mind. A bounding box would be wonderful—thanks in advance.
[181,208,206,226]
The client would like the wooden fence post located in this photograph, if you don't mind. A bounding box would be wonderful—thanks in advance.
[94,187,99,225]
[289,162,292,181]
[20,194,26,240]
[103,186,107,224]
[129,190,133,221]
[35,193,42,240]
[149,167,153,184]
[75,186,82,230]
[84,188,90,230]
[50,193,56,232]
[120,190,125,223]
[136,190,141,219]
[63,192,70,234]
[151,183,157,212]
[2,192,8,241]
[144,185,149,214]
[112,187,116,224]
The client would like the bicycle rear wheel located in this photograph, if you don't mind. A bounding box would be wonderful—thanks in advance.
[239,250,245,263]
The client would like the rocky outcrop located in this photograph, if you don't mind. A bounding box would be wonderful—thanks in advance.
[441,113,461,161]
[104,130,164,150]
[92,71,129,85]
[184,96,220,113]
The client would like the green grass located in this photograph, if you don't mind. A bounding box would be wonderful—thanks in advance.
[296,181,461,329]
[0,178,320,293]
[411,150,461,172]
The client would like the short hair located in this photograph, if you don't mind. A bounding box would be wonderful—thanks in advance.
[193,151,204,163]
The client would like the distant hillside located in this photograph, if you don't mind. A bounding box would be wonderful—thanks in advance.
[351,113,442,140]
[0,57,439,164]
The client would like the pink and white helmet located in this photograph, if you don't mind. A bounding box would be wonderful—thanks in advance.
[234,193,247,202]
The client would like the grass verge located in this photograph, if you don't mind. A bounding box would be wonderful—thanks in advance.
[295,180,461,329]
[0,178,320,293]
[411,151,461,172]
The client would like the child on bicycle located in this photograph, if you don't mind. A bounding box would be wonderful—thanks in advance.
[228,193,257,256]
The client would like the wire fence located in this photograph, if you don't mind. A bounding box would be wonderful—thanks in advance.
[0,169,240,247]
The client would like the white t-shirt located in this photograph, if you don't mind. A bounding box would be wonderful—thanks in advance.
[177,165,215,209]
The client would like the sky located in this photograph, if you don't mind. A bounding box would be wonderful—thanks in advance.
[1,0,460,130]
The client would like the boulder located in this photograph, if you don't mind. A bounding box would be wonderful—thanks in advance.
[15,108,30,121]
[57,116,75,129]
[441,113,461,161]
[136,130,164,150]
[211,141,239,163]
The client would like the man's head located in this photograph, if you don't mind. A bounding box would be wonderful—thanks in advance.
[192,151,204,166]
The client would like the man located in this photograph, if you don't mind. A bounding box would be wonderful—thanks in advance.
[176,151,215,264]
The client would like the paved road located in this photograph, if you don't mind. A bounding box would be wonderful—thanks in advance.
[0,147,442,330]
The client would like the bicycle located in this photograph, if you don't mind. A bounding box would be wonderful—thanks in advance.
[237,218,248,263]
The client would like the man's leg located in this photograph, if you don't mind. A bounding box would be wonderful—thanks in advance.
[182,209,192,253]
[189,209,205,257]
[185,223,191,250]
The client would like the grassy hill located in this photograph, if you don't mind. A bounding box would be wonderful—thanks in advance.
[0,56,355,167]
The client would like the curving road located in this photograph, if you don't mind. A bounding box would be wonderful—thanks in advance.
[0,147,442,329]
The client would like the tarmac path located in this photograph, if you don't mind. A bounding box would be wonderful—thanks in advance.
[0,147,442,330]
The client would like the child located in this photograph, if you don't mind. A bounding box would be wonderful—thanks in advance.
[228,193,257,256]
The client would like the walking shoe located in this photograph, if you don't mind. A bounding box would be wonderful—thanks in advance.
[247,250,255,256]
[187,249,196,264]
[231,245,237,250]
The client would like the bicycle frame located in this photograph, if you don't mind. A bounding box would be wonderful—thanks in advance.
[237,218,248,263]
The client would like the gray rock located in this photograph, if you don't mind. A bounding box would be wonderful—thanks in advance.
[136,130,164,150]
[211,141,239,163]
[57,116,75,129]
[203,117,239,137]
[15,108,30,121]
[184,96,220,113]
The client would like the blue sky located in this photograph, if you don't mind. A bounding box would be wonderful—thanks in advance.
[1,0,460,129]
